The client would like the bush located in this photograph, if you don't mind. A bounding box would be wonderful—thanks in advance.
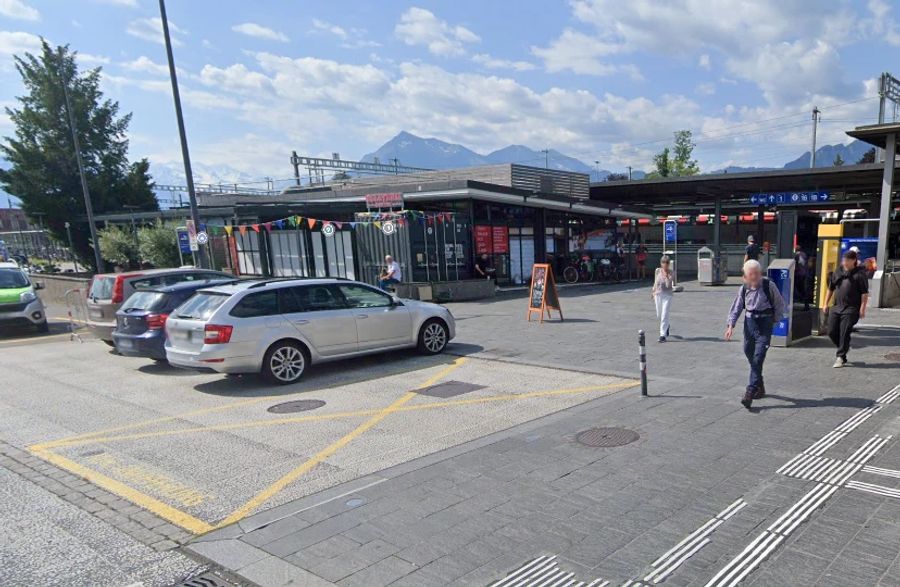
[98,225,138,267]
[138,221,181,268]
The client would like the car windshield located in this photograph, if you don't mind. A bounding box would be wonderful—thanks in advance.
[89,276,115,299]
[174,292,229,320]
[121,291,166,312]
[0,268,29,288]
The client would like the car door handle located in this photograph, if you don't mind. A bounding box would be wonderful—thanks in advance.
[356,314,369,319]
[293,319,310,325]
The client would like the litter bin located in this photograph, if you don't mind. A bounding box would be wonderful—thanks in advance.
[698,246,727,285]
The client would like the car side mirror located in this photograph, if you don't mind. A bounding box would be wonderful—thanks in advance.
[34,282,44,290]
[391,297,403,306]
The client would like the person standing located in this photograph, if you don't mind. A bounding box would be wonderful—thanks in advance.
[378,255,402,291]
[822,250,868,368]
[636,244,649,279]
[744,235,760,263]
[652,255,674,342]
[724,260,786,410]
[794,245,809,309]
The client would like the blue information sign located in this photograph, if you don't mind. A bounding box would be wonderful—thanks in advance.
[768,267,793,337]
[750,191,830,206]
[176,229,191,254]
[663,220,677,243]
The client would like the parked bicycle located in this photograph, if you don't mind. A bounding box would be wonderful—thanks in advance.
[562,254,595,284]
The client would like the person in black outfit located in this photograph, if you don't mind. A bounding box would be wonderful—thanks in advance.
[744,235,760,263]
[822,250,869,368]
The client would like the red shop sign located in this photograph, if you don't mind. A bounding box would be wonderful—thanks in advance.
[491,226,509,254]
[364,192,403,208]
[474,225,492,254]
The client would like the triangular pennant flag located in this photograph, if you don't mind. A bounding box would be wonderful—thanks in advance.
[349,222,357,229]
[296,216,304,226]
[307,218,317,229]
[287,215,296,227]
[274,219,284,230]
[224,225,233,237]
[374,221,382,229]
[263,222,272,232]
[334,221,343,229]
[251,224,260,233]
[238,225,247,236]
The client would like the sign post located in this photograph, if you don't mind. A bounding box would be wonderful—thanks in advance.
[527,263,563,323]
[663,220,678,284]
[175,226,191,266]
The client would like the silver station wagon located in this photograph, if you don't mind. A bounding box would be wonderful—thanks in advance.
[165,278,456,384]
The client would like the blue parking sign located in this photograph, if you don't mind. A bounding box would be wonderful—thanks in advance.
[176,228,192,254]
[664,220,677,244]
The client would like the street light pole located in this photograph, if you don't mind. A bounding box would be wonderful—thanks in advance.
[58,50,104,273]
[65,221,79,273]
[158,0,207,268]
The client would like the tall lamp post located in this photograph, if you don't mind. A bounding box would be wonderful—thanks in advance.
[58,49,104,273]
[159,0,207,268]
[64,221,79,273]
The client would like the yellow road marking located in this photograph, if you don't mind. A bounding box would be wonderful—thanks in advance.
[86,453,213,507]
[0,332,70,345]
[51,315,86,323]
[215,357,468,527]
[28,446,213,534]
[43,380,636,449]
[35,357,455,449]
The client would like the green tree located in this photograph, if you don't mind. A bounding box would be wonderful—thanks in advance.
[857,147,876,164]
[833,153,844,167]
[671,130,700,176]
[0,40,158,270]
[138,221,181,268]
[98,224,138,267]
[650,147,672,178]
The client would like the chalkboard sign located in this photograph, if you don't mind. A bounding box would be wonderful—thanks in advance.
[527,263,563,322]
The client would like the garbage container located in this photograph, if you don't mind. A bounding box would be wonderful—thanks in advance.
[698,247,727,285]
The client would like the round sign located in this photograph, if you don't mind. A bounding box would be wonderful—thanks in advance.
[381,221,396,236]
[322,223,335,237]
[196,231,209,245]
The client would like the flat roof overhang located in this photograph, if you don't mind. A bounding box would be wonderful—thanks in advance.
[846,123,900,148]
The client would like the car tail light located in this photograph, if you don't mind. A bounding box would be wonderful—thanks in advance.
[203,324,233,344]
[146,313,169,330]
[85,278,94,298]
[111,273,143,304]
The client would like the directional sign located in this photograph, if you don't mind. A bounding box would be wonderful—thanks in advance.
[750,191,830,206]
[663,220,677,244]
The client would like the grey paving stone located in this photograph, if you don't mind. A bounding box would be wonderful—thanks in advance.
[189,539,269,570]
[239,555,335,587]
[336,555,418,587]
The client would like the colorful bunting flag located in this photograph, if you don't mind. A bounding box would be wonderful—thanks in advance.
[224,225,233,237]
[307,218,316,229]
[251,224,260,233]
[334,221,343,229]
[373,221,382,229]
[274,219,284,230]
[263,222,273,232]
[238,225,247,236]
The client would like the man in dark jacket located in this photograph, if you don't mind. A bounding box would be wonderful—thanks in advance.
[822,250,869,368]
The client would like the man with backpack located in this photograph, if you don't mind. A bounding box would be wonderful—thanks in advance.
[822,250,869,368]
[724,259,787,410]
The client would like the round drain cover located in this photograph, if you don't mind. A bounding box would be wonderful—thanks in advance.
[575,427,639,448]
[267,399,326,414]
[345,498,366,508]
[885,353,900,362]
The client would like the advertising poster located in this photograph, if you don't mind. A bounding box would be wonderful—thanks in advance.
[474,225,492,254]
[491,226,509,254]
[768,266,793,337]
[840,237,878,276]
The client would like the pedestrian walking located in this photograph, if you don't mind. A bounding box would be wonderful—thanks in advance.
[652,255,674,342]
[378,255,402,291]
[822,250,869,368]
[724,259,786,410]
[744,235,760,263]
[636,244,649,279]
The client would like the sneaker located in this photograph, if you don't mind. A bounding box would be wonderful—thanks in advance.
[741,389,754,410]
[658,336,666,343]
[753,384,766,399]
[666,326,670,337]
[833,357,845,368]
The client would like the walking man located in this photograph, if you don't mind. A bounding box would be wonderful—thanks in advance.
[744,235,760,263]
[724,260,786,410]
[378,255,402,291]
[822,250,868,368]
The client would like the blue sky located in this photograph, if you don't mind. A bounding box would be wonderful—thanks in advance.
[2,0,900,184]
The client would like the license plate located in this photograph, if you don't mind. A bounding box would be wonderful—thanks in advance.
[175,330,191,340]
[117,339,133,349]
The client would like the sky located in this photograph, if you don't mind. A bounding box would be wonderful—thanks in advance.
[1,0,900,185]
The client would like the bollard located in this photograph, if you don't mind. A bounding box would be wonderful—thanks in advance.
[638,329,648,396]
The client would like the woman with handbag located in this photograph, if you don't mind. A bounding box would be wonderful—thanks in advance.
[652,255,674,342]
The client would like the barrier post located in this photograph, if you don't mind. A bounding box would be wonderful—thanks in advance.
[638,329,648,396]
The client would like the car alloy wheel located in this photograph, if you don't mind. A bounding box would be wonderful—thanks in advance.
[422,321,447,354]
[269,344,306,383]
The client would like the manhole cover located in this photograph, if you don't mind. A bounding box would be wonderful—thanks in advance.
[575,427,639,448]
[885,353,900,361]
[176,571,238,587]
[345,497,366,508]
[267,399,326,414]
[415,381,486,398]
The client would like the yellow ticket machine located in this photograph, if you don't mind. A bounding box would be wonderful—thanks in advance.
[814,223,844,332]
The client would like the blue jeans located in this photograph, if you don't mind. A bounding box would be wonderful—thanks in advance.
[743,314,774,391]
[378,277,399,291]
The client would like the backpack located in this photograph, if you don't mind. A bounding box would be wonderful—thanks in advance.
[741,277,773,310]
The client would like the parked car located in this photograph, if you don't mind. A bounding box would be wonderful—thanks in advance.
[0,263,48,333]
[112,279,235,361]
[86,268,233,344]
[165,278,455,384]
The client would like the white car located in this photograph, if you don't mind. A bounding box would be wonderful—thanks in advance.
[165,278,455,384]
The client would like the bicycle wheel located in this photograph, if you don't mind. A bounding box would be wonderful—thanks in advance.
[563,266,578,283]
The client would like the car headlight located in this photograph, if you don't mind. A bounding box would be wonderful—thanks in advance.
[20,290,36,303]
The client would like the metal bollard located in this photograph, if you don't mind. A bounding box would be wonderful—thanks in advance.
[638,330,648,396]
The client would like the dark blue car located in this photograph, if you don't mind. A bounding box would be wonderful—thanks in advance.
[113,279,234,361]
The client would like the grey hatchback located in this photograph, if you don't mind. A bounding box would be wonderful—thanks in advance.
[165,278,455,384]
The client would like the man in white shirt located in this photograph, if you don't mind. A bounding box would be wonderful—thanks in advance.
[379,255,402,291]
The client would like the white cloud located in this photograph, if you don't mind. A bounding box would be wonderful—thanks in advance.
[232,22,289,43]
[531,29,629,76]
[0,0,40,21]
[0,30,41,61]
[127,17,185,46]
[695,82,716,95]
[395,7,480,57]
[198,63,275,95]
[97,0,138,6]
[865,0,900,46]
[79,52,110,65]
[102,74,240,110]
[312,18,347,40]
[120,55,170,75]
[472,53,536,72]
[698,54,711,70]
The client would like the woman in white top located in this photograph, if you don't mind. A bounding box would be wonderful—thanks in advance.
[651,255,674,342]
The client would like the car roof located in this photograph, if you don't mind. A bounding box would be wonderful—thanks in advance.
[198,277,354,295]
[0,262,20,269]
[141,278,238,294]
[93,267,229,279]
